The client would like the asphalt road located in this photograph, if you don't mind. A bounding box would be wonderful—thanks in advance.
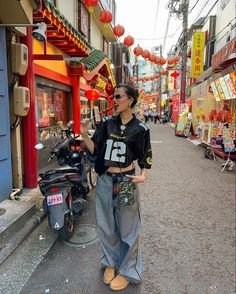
[1,123,235,294]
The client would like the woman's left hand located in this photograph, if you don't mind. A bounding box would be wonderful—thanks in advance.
[126,174,146,184]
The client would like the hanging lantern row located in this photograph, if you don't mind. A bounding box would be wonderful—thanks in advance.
[130,71,167,83]
[167,55,180,65]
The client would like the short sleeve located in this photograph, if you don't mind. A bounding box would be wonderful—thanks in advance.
[136,129,152,169]
[91,119,107,156]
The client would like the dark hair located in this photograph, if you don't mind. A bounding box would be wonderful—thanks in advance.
[113,84,139,108]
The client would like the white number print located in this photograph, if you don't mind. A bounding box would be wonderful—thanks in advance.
[104,139,126,163]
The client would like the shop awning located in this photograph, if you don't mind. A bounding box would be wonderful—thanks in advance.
[69,49,116,88]
[33,0,91,57]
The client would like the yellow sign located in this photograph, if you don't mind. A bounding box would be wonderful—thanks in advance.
[97,76,106,91]
[191,32,205,78]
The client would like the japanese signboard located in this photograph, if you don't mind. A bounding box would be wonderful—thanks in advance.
[168,70,175,91]
[191,32,205,78]
[219,77,231,100]
[223,71,236,99]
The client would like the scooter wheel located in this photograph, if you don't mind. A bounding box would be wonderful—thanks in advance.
[58,215,75,241]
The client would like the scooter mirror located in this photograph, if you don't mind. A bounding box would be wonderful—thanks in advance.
[67,120,74,129]
[35,143,45,150]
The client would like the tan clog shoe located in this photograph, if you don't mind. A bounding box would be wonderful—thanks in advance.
[103,267,115,284]
[110,274,129,291]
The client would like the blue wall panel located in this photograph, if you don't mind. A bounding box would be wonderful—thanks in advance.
[0,28,12,201]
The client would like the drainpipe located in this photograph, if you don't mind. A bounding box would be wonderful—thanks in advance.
[72,75,80,134]
[21,27,38,188]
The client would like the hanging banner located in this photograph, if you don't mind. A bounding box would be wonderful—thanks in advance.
[168,70,175,91]
[191,32,205,78]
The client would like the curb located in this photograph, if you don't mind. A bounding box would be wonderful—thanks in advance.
[0,211,46,265]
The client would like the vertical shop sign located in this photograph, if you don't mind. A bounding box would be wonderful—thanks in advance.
[191,32,205,78]
[168,70,175,91]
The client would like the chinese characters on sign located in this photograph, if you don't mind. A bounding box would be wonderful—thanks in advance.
[191,32,205,78]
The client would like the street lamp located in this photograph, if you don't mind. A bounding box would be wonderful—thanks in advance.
[0,22,47,42]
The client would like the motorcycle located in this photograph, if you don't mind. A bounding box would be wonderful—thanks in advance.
[35,121,89,240]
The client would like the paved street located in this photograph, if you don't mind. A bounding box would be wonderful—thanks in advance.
[0,123,235,294]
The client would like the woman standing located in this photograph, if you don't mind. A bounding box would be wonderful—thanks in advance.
[80,84,152,291]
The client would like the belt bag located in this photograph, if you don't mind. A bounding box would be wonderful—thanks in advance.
[117,180,135,207]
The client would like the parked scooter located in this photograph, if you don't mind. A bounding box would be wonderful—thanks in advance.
[35,121,88,240]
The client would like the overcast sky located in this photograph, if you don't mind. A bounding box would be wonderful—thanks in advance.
[115,0,218,57]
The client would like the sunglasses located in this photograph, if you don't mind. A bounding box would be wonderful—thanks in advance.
[111,94,127,100]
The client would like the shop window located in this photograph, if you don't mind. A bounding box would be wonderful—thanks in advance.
[77,0,90,41]
[36,85,70,140]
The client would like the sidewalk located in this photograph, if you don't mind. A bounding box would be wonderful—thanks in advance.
[0,188,45,265]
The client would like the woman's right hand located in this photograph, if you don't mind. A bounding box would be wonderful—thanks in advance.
[80,119,90,136]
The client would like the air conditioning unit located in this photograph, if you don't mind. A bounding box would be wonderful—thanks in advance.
[11,43,28,75]
[14,86,30,116]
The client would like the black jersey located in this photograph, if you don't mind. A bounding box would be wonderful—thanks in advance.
[91,114,152,175]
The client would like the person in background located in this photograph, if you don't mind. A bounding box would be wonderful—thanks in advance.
[152,110,158,124]
[144,109,149,123]
[148,109,153,122]
[80,84,152,291]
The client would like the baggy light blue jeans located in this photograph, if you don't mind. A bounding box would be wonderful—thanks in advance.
[95,170,142,284]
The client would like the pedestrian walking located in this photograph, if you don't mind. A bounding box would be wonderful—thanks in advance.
[152,110,158,124]
[144,109,149,123]
[80,84,152,291]
[148,109,153,122]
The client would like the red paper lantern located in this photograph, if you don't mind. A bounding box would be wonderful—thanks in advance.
[173,55,180,63]
[167,58,174,65]
[100,10,113,28]
[149,53,156,63]
[159,70,165,75]
[150,76,155,80]
[145,77,149,81]
[155,74,160,79]
[85,89,100,101]
[133,45,143,56]
[113,24,125,37]
[160,57,166,65]
[124,35,134,47]
[83,0,98,13]
[155,56,161,65]
[142,49,150,59]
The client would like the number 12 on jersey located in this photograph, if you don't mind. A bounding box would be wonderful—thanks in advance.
[104,139,126,163]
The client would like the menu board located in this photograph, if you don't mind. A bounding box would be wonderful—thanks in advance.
[224,72,236,99]
[214,79,225,100]
[210,79,221,101]
[219,77,231,100]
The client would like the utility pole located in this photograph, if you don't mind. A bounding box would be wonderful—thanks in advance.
[168,0,189,103]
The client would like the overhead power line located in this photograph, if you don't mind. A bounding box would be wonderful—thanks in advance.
[192,0,210,24]
[153,0,161,37]
[162,13,171,53]
[189,0,200,13]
